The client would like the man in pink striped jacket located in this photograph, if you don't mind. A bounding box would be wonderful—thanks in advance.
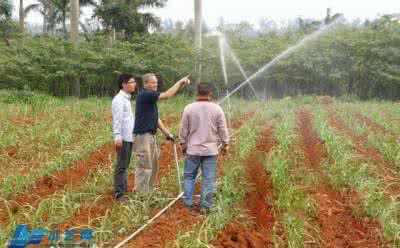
[179,83,229,212]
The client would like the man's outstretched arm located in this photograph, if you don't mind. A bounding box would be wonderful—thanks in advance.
[159,75,190,100]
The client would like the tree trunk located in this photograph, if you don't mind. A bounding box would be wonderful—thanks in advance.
[106,26,113,47]
[70,0,79,43]
[48,2,54,34]
[194,0,202,85]
[63,11,67,38]
[70,0,80,97]
[72,77,80,97]
[19,0,24,32]
[4,38,11,46]
[42,11,48,34]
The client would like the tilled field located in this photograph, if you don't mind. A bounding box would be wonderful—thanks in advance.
[1,97,399,247]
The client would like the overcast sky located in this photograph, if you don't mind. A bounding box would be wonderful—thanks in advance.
[12,0,400,28]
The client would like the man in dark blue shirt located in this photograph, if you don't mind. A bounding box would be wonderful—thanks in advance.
[134,73,190,193]
[133,89,160,135]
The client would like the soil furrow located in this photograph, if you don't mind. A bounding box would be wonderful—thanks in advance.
[53,116,179,231]
[327,108,400,196]
[354,112,399,138]
[0,143,115,226]
[113,115,250,248]
[213,124,276,248]
[296,108,384,247]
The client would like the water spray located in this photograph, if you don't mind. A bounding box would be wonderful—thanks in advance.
[224,42,259,100]
[113,113,257,248]
[218,34,232,129]
[112,17,347,248]
[206,31,259,100]
[218,19,342,105]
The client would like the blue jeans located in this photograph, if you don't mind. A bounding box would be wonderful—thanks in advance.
[183,155,217,209]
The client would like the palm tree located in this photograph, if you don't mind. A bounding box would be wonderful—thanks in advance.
[94,0,166,39]
[49,0,70,37]
[324,8,343,25]
[0,0,13,45]
[296,17,321,33]
[297,8,343,33]
[0,0,12,19]
[27,0,94,37]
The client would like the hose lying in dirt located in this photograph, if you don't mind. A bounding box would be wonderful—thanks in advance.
[114,192,184,248]
[113,115,256,248]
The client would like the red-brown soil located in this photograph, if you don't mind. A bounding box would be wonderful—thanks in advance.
[0,146,18,182]
[54,117,180,231]
[0,143,115,226]
[0,145,18,157]
[157,142,175,185]
[52,173,136,231]
[354,112,399,138]
[14,143,114,203]
[230,112,255,129]
[119,201,202,248]
[243,152,275,238]
[213,124,276,248]
[114,115,250,247]
[327,108,400,195]
[317,96,335,105]
[54,193,115,230]
[213,221,271,248]
[296,108,384,247]
[56,142,174,230]
[10,116,34,126]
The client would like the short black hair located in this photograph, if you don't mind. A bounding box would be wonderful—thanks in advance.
[197,82,212,96]
[117,73,134,89]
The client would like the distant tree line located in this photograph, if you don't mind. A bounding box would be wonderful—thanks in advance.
[0,3,399,100]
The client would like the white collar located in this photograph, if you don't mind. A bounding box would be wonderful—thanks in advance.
[119,90,131,99]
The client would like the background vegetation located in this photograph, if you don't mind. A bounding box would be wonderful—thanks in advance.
[0,1,399,99]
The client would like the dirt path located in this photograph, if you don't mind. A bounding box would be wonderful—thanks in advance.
[296,108,384,247]
[212,124,276,248]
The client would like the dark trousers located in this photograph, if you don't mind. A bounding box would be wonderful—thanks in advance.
[114,141,133,198]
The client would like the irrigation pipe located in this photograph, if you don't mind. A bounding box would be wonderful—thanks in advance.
[114,142,185,248]
[114,192,184,248]
[113,112,257,248]
[173,143,182,193]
